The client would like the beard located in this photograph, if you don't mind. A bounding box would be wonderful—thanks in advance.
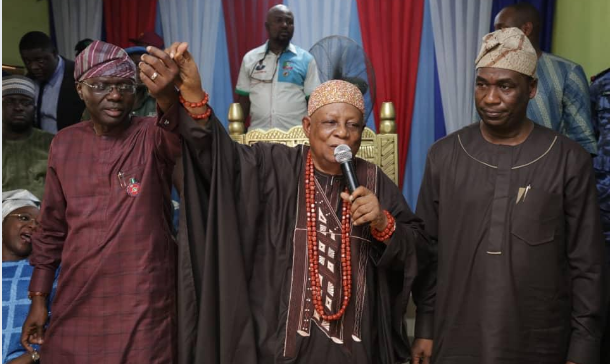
[7,119,33,134]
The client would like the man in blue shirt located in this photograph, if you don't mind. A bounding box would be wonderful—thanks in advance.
[494,3,597,155]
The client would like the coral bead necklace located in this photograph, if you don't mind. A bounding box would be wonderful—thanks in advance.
[305,151,352,321]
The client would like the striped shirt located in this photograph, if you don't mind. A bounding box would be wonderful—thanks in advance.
[528,53,597,154]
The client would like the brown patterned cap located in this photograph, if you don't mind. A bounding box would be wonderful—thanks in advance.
[307,80,365,117]
[475,27,537,78]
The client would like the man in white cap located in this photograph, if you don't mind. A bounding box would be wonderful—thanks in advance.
[2,75,54,200]
[413,28,606,364]
[2,189,46,363]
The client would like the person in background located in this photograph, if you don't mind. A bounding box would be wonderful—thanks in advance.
[2,189,56,364]
[2,75,54,200]
[236,4,320,131]
[414,28,605,364]
[128,31,164,49]
[124,46,157,117]
[19,31,85,134]
[590,67,610,364]
[494,2,597,155]
[74,38,94,57]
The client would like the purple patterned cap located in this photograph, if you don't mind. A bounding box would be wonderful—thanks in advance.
[74,41,136,82]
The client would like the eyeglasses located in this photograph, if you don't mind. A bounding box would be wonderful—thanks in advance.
[3,99,35,108]
[319,120,364,133]
[81,81,137,95]
[249,51,280,83]
[7,213,38,224]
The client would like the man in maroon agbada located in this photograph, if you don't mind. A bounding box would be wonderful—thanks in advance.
[20,41,180,363]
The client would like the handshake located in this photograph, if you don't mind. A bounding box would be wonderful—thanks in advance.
[138,42,207,115]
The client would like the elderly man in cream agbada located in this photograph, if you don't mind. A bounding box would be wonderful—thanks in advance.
[413,27,606,364]
[138,43,434,364]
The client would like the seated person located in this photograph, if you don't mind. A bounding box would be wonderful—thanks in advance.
[2,76,54,200]
[2,190,56,364]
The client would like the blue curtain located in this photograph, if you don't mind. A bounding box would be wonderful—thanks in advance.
[434,65,446,141]
[403,0,437,207]
[490,0,556,52]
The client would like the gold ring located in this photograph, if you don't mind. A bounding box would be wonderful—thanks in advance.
[151,72,159,81]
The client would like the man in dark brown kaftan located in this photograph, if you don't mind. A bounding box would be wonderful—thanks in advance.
[413,28,606,364]
[21,41,181,363]
[139,44,434,364]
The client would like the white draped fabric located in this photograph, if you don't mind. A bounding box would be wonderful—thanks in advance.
[158,0,233,125]
[429,0,493,133]
[158,0,222,103]
[286,0,355,51]
[50,0,102,60]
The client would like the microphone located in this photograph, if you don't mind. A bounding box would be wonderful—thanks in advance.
[334,144,360,194]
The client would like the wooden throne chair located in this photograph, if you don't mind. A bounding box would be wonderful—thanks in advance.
[226,102,399,185]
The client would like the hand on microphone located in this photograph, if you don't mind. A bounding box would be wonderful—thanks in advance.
[340,187,387,230]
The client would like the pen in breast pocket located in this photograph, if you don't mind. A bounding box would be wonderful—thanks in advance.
[523,184,531,201]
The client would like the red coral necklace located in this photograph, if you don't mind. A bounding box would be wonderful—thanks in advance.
[305,151,352,321]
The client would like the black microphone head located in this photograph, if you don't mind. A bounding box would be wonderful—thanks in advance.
[334,144,353,163]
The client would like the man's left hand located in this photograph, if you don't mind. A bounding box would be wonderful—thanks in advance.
[411,338,433,364]
[139,46,181,111]
[340,186,387,230]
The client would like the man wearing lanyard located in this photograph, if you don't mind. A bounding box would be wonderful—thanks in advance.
[236,4,320,131]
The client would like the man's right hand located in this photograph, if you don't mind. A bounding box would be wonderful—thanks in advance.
[20,296,48,352]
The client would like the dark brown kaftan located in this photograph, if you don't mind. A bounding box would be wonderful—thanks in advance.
[166,105,435,364]
[416,123,606,364]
